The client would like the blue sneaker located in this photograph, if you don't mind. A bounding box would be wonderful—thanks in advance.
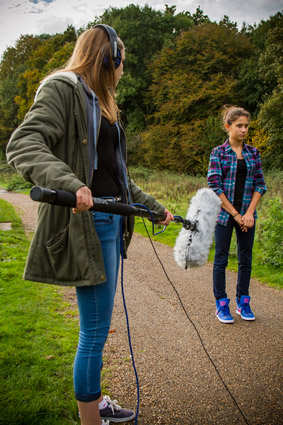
[215,298,234,323]
[236,296,255,321]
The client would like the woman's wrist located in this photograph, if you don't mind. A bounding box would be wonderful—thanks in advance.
[233,212,239,218]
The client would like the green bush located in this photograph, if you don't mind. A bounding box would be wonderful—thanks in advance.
[257,197,283,267]
[0,160,33,191]
[5,174,33,191]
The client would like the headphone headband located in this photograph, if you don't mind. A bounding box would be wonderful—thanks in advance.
[94,24,119,61]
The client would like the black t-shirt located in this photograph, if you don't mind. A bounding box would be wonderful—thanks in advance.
[233,159,247,212]
[91,117,121,197]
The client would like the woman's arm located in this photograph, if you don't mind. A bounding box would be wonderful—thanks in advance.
[6,79,84,195]
[129,179,174,225]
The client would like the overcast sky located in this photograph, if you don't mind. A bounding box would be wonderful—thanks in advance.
[0,0,282,58]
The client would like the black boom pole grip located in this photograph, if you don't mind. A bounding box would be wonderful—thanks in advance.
[30,186,166,221]
[30,186,77,207]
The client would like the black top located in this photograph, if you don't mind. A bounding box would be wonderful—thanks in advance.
[91,117,121,197]
[233,159,247,212]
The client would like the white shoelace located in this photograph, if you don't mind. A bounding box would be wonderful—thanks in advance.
[102,420,110,425]
[103,395,122,413]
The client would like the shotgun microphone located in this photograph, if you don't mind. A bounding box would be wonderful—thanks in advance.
[174,188,221,269]
[30,186,220,268]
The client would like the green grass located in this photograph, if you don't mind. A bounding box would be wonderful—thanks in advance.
[130,167,283,289]
[0,199,109,425]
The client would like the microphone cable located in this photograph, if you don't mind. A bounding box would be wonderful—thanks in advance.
[137,211,251,425]
[119,218,140,425]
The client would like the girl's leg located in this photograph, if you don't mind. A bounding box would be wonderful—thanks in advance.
[213,219,234,299]
[74,212,121,423]
[235,223,256,298]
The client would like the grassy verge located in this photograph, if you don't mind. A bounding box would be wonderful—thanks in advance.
[130,167,283,289]
[0,199,108,425]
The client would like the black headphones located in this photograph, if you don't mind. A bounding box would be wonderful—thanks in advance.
[94,24,122,69]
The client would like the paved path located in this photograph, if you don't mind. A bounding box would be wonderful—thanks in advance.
[1,191,282,425]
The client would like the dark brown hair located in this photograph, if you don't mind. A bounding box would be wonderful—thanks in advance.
[222,106,251,132]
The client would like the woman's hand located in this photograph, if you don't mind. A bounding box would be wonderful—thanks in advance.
[159,209,174,226]
[72,186,93,214]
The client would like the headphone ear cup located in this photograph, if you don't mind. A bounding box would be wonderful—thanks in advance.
[103,48,121,69]
[113,48,122,69]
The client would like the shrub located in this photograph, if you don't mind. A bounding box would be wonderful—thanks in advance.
[6,174,33,191]
[257,197,283,267]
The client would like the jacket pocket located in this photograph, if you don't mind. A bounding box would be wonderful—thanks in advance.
[46,226,69,251]
[45,225,89,284]
[45,226,70,280]
[45,225,88,281]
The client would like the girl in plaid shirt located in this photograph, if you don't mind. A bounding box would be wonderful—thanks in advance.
[207,106,267,323]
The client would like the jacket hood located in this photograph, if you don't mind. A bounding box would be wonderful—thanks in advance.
[35,71,78,101]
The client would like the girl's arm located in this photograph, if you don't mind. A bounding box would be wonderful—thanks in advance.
[242,148,266,228]
[242,191,262,228]
[207,150,246,230]
[219,192,244,228]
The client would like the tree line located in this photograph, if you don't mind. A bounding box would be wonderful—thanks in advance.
[0,4,282,174]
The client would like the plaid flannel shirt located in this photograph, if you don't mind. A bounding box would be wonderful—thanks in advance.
[207,139,267,226]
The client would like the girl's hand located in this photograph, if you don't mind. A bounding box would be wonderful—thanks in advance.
[159,209,174,226]
[72,186,93,214]
[242,211,255,229]
[234,214,248,232]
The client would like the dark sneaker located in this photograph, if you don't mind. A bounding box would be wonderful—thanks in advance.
[215,298,234,323]
[100,396,135,423]
[236,295,255,321]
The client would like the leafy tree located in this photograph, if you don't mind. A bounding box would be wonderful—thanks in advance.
[141,22,254,173]
[88,4,194,132]
[0,27,77,151]
[191,6,211,25]
[14,26,77,121]
[236,11,283,113]
[0,34,49,151]
[0,5,282,176]
[257,12,283,169]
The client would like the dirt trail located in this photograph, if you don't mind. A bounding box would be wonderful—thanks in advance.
[1,191,282,425]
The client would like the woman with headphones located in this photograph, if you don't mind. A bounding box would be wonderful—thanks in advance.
[6,25,173,425]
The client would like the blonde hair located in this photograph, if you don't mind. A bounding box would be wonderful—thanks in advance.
[63,27,124,124]
[222,105,251,132]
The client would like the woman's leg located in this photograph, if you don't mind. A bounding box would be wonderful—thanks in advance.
[77,400,101,425]
[235,223,256,298]
[213,219,234,299]
[74,212,121,424]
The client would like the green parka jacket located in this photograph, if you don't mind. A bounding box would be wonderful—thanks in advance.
[6,72,165,287]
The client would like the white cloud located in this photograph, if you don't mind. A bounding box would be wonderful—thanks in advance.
[0,0,282,58]
[35,15,75,34]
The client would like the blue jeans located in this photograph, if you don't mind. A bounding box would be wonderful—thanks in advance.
[74,211,121,402]
[213,216,255,300]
